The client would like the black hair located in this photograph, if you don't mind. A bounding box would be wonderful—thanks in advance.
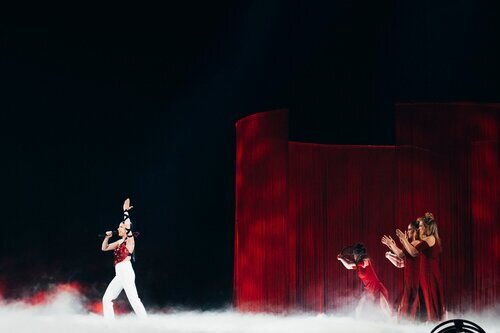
[339,243,368,264]
[352,243,368,264]
[410,220,420,230]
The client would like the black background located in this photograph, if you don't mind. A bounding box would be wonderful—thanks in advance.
[1,1,498,309]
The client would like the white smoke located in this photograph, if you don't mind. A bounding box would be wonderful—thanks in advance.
[0,290,498,333]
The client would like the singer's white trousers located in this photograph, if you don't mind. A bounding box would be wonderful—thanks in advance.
[102,260,147,320]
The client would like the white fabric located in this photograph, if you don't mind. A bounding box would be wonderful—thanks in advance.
[102,260,147,320]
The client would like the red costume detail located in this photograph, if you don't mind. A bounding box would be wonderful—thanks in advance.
[114,241,130,266]
[415,241,445,321]
[398,248,423,320]
[355,260,389,302]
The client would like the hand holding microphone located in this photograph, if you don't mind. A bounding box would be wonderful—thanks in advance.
[98,230,117,238]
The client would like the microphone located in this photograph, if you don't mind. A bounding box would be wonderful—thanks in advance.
[98,230,117,238]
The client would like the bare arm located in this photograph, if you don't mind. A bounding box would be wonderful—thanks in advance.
[125,234,135,253]
[337,255,356,270]
[396,229,419,257]
[359,258,369,268]
[385,251,405,268]
[101,233,121,251]
[123,217,135,253]
[381,235,405,259]
[123,198,135,253]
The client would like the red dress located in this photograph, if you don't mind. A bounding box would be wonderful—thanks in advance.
[355,259,389,302]
[398,248,422,320]
[415,241,445,321]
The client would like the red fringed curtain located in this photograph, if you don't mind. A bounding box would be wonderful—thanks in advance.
[393,145,438,309]
[235,104,499,313]
[396,103,499,312]
[471,141,499,311]
[234,110,292,311]
[289,143,397,312]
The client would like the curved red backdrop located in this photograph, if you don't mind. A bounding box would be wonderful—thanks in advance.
[234,110,291,311]
[234,104,499,313]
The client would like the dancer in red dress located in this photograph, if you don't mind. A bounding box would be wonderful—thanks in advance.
[382,220,423,321]
[337,243,391,316]
[397,213,445,322]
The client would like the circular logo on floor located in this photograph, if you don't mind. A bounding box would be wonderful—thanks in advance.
[431,319,485,333]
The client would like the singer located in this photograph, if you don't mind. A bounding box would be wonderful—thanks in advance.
[101,198,147,320]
